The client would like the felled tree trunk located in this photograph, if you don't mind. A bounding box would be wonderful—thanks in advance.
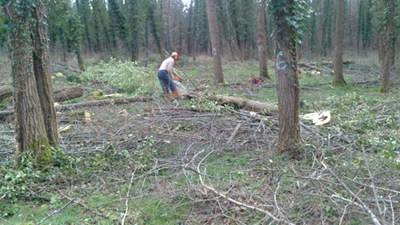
[0,85,84,102]
[0,85,13,101]
[188,92,278,116]
[0,96,154,120]
[53,86,84,102]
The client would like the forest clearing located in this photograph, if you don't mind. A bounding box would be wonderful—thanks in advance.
[1,54,399,224]
[1,0,400,224]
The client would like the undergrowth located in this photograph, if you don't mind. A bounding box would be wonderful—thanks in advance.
[1,57,399,224]
[80,57,159,95]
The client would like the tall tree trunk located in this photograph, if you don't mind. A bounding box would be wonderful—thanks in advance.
[333,0,346,86]
[32,0,59,148]
[221,0,239,60]
[380,0,394,92]
[206,0,224,84]
[147,2,163,58]
[256,0,270,79]
[271,0,301,158]
[321,0,332,57]
[76,46,86,71]
[187,0,194,57]
[128,0,140,61]
[4,0,52,165]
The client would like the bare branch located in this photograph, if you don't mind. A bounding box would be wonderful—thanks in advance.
[121,168,137,225]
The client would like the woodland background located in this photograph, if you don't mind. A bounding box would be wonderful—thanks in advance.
[0,0,394,65]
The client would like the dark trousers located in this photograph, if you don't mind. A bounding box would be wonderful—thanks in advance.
[158,70,176,94]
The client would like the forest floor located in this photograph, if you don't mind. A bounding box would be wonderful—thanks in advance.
[0,55,400,224]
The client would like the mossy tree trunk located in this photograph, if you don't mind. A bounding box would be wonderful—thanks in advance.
[4,0,58,166]
[32,0,59,148]
[271,0,301,158]
[380,0,395,93]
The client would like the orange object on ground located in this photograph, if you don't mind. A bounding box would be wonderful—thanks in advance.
[172,90,179,97]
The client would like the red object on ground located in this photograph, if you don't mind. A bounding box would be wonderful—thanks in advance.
[249,77,262,85]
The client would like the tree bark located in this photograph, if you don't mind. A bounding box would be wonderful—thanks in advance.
[206,0,224,84]
[257,0,270,79]
[32,0,59,147]
[380,0,394,93]
[53,86,84,102]
[0,86,84,102]
[4,0,52,165]
[0,85,13,100]
[188,92,278,115]
[76,47,86,72]
[272,0,301,158]
[333,0,346,86]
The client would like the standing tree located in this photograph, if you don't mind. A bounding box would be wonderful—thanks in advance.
[374,0,397,93]
[146,0,163,57]
[257,0,270,79]
[186,0,195,57]
[47,0,86,71]
[206,0,224,84]
[3,0,59,165]
[193,0,210,54]
[108,0,126,49]
[91,0,110,53]
[221,0,240,60]
[66,13,86,71]
[357,0,373,54]
[76,0,93,53]
[32,0,59,146]
[271,0,308,158]
[320,0,333,57]
[127,0,142,61]
[333,0,346,86]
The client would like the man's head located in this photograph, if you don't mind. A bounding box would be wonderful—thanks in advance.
[171,52,179,61]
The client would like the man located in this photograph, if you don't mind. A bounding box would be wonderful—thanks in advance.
[158,52,180,101]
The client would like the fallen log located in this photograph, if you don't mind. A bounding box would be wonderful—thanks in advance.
[320,60,355,65]
[298,62,324,73]
[0,85,13,101]
[53,86,84,102]
[0,96,154,120]
[188,92,278,116]
[0,85,84,102]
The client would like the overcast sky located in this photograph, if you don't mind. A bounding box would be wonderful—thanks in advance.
[182,0,190,6]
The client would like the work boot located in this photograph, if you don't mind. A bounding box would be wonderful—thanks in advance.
[172,90,180,98]
[165,93,171,101]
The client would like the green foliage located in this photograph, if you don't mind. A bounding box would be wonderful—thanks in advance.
[269,0,312,44]
[0,15,8,47]
[315,92,400,161]
[80,58,157,95]
[0,148,75,203]
[134,136,158,171]
[0,98,12,110]
[0,153,41,202]
[182,97,222,113]
[47,0,83,52]
[371,0,400,35]
[91,89,104,99]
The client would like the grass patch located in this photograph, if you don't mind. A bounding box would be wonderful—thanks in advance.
[2,56,399,224]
